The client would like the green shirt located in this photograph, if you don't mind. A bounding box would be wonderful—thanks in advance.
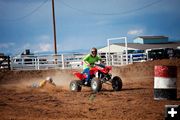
[83,54,101,69]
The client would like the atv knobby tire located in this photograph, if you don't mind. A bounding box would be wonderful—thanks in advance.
[112,76,122,91]
[69,80,82,92]
[91,78,102,93]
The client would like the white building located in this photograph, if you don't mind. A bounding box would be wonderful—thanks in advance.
[98,36,180,65]
[98,36,180,54]
[98,42,180,55]
[98,44,137,53]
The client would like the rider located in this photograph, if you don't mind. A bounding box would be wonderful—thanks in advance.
[39,77,56,88]
[32,77,56,88]
[83,47,102,85]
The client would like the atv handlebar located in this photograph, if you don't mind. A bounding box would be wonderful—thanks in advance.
[94,63,106,68]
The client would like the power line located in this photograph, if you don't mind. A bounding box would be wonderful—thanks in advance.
[0,0,49,21]
[60,0,163,16]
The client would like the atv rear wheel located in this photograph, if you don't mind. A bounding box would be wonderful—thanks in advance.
[91,78,102,93]
[112,76,122,91]
[69,80,82,92]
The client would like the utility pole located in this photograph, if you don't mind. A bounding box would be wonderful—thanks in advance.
[52,0,57,55]
[51,0,58,64]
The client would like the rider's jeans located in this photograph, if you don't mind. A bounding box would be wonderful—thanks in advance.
[83,68,90,82]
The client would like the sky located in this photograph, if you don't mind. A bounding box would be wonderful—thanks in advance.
[0,0,180,55]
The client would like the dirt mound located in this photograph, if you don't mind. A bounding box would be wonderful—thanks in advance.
[113,59,180,79]
[0,59,180,120]
[113,59,180,86]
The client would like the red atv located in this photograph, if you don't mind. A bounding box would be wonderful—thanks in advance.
[69,64,122,92]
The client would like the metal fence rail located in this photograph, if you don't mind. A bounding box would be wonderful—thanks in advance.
[10,52,147,70]
[0,55,10,70]
[10,54,86,70]
[101,52,147,66]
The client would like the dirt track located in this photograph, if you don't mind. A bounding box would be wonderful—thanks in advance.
[0,59,180,120]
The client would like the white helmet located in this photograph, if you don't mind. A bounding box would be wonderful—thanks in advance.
[46,77,53,82]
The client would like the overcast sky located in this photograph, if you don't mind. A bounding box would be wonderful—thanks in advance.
[0,0,180,54]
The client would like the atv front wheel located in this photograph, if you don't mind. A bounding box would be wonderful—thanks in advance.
[69,80,82,92]
[91,78,102,93]
[112,76,122,91]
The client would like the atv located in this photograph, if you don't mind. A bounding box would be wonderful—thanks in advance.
[69,64,122,92]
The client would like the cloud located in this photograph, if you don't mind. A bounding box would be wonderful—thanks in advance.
[22,42,53,53]
[37,35,51,42]
[127,29,143,35]
[0,42,15,49]
[35,35,52,52]
[23,43,31,49]
[38,43,52,52]
[29,35,53,52]
[19,34,53,53]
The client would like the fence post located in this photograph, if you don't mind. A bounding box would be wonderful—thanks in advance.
[145,53,148,61]
[120,54,123,65]
[34,58,37,70]
[10,56,13,70]
[111,55,114,66]
[106,52,108,65]
[7,56,10,70]
[22,58,24,69]
[36,57,40,70]
[62,54,65,69]
[130,54,133,64]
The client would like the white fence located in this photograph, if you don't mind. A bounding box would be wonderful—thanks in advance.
[10,53,147,70]
[100,52,147,66]
[10,54,85,70]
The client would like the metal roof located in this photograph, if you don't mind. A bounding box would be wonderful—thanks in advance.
[137,36,168,39]
[113,42,180,50]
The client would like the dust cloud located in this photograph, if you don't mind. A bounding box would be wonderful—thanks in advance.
[52,70,76,88]
[0,69,80,90]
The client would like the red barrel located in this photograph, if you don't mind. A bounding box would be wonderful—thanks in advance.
[154,66,177,100]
